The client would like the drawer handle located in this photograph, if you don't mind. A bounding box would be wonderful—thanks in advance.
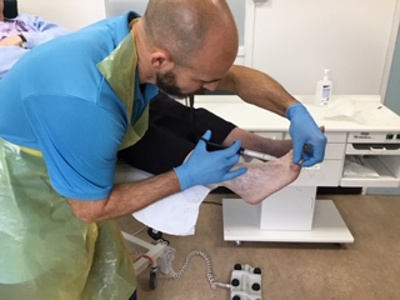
[369,146,386,151]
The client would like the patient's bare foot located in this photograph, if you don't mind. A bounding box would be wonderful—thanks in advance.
[222,150,301,204]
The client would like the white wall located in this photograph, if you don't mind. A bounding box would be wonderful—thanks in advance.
[246,0,398,96]
[18,0,107,31]
[17,0,400,98]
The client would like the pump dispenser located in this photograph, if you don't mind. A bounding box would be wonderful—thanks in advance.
[315,69,333,106]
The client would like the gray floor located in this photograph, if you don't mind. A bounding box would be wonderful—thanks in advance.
[117,194,400,300]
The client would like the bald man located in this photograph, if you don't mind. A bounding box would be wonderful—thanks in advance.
[0,0,326,298]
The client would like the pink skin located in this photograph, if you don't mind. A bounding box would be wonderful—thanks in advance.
[222,127,293,159]
[220,126,325,204]
[222,150,301,204]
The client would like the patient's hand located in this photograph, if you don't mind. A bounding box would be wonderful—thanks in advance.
[0,35,24,47]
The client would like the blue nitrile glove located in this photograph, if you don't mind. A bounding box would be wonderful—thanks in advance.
[174,130,247,190]
[286,103,327,167]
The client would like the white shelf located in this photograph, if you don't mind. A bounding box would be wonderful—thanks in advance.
[222,199,354,244]
[341,156,400,187]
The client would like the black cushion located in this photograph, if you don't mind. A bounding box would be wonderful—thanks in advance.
[4,0,18,19]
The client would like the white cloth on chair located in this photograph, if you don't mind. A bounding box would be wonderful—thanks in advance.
[114,162,212,235]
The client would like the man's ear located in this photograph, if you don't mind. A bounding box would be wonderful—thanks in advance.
[150,50,175,72]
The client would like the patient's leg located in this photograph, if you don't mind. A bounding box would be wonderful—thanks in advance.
[222,127,292,158]
[206,127,294,199]
[220,126,325,204]
[222,150,301,205]
[223,126,326,157]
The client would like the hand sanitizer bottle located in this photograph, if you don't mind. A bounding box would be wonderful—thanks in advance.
[315,69,333,106]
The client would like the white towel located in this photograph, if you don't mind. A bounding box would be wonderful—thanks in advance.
[114,162,212,235]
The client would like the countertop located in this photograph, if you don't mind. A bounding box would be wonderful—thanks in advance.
[193,95,400,132]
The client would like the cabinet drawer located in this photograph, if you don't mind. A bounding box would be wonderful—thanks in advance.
[290,160,343,187]
[325,143,346,160]
[274,141,345,160]
[283,132,347,143]
[325,132,347,143]
[345,143,400,155]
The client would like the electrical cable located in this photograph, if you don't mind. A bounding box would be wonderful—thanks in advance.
[160,245,229,290]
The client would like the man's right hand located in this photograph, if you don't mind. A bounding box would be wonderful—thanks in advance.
[0,35,24,46]
[174,130,247,190]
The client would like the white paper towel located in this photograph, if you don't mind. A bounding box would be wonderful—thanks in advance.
[114,162,211,235]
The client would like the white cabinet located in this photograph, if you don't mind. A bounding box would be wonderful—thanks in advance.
[288,132,346,187]
[194,95,400,244]
[341,131,400,187]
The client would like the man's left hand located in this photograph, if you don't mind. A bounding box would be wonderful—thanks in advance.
[286,102,327,167]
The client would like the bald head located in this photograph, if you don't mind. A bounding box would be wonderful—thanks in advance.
[142,0,238,66]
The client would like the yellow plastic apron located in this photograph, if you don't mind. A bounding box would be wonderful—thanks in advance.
[0,28,148,299]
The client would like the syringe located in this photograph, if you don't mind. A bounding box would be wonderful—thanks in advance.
[200,138,278,162]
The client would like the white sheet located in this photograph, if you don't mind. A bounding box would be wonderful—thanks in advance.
[114,162,211,235]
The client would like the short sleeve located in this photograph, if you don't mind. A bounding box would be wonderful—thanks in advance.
[23,94,127,200]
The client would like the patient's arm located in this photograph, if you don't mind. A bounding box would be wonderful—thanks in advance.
[0,35,25,46]
[17,14,69,48]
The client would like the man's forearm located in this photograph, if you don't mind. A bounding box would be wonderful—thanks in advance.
[68,170,182,223]
[219,65,298,117]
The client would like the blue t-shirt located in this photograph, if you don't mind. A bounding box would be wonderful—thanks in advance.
[0,11,158,200]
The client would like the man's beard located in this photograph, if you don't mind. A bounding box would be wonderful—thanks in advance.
[156,71,202,99]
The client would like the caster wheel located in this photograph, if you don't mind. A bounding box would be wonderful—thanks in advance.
[147,228,163,241]
[149,269,158,290]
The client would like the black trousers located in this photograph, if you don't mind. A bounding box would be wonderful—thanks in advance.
[118,93,236,175]
[128,291,137,300]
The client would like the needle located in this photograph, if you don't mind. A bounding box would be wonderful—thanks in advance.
[200,138,278,162]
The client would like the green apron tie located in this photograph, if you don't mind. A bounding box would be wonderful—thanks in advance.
[98,29,149,150]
